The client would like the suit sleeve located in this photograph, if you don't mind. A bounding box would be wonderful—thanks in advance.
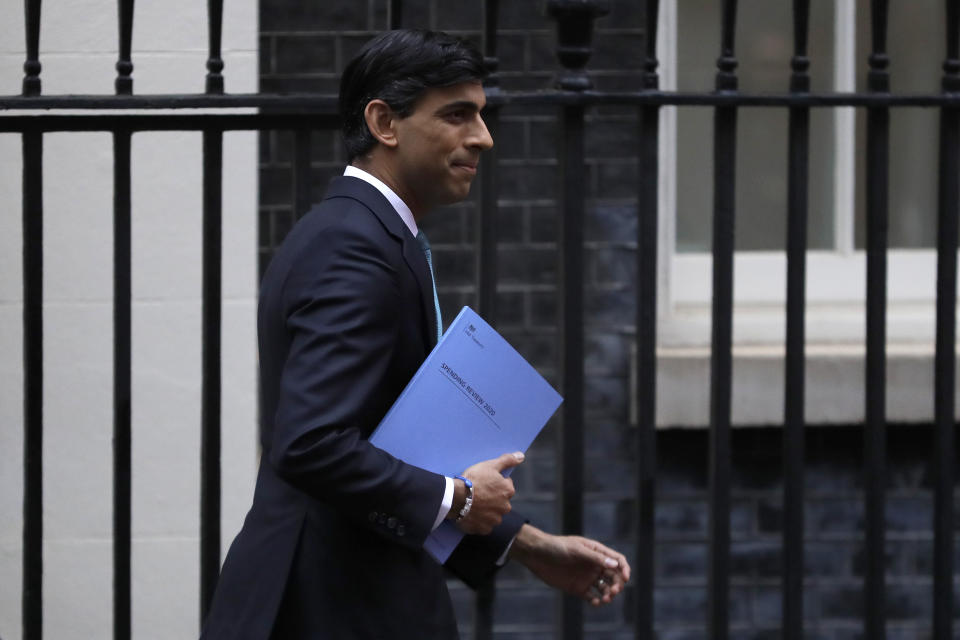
[444,511,526,588]
[267,221,445,550]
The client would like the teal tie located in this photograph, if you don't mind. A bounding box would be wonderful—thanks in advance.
[416,231,443,342]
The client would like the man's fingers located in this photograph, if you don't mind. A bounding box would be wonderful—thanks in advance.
[589,541,631,581]
[585,576,615,607]
[493,451,525,471]
[585,585,602,606]
[587,548,621,576]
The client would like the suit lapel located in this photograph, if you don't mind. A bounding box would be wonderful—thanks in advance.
[323,176,437,350]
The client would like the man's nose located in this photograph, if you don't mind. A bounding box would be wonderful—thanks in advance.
[469,114,494,151]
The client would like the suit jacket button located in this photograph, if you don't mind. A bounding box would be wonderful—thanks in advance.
[368,511,378,523]
[396,524,406,537]
[387,517,398,529]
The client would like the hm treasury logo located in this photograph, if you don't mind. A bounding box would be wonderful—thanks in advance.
[465,322,484,348]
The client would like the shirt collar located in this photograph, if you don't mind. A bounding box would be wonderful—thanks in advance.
[343,165,418,237]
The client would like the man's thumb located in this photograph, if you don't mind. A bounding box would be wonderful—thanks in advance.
[495,451,525,470]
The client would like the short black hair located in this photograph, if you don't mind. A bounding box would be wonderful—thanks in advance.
[339,29,487,161]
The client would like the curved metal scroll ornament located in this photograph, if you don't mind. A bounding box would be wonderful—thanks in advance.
[546,0,611,91]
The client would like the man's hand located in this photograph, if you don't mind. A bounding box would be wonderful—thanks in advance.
[509,524,631,607]
[448,452,524,535]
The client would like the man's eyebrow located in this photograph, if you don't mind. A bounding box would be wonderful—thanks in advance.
[435,100,483,114]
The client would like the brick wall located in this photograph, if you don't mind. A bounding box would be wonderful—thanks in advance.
[257,1,958,638]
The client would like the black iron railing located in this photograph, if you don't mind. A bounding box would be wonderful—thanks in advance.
[4,1,959,639]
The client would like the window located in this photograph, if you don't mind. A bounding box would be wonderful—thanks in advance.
[651,0,951,424]
[658,0,950,347]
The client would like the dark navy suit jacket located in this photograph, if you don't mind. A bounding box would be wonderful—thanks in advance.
[200,177,524,640]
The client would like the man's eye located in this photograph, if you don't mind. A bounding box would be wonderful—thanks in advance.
[445,110,468,122]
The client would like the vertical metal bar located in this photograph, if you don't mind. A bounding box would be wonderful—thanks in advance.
[864,3,889,639]
[474,4,500,637]
[200,0,225,622]
[388,0,402,29]
[22,130,43,640]
[199,129,223,623]
[635,2,660,639]
[783,2,810,638]
[22,0,42,96]
[113,5,135,637]
[709,3,738,639]
[473,580,495,640]
[544,5,608,635]
[206,0,224,95]
[558,102,586,640]
[115,0,135,95]
[292,131,312,219]
[477,0,500,333]
[112,128,133,640]
[933,3,959,638]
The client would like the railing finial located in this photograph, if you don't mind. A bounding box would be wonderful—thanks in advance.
[790,0,811,93]
[22,0,42,96]
[388,0,402,30]
[867,0,890,93]
[206,0,225,94]
[943,0,960,93]
[483,0,500,90]
[115,0,135,95]
[640,0,661,90]
[546,0,611,91]
[715,0,739,92]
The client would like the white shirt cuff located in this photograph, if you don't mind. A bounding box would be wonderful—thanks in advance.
[432,476,454,531]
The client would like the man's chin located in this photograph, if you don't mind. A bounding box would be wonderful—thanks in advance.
[437,185,474,207]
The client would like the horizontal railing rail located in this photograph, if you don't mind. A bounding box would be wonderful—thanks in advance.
[6,90,960,114]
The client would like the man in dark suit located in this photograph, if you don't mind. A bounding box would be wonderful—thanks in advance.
[201,29,630,639]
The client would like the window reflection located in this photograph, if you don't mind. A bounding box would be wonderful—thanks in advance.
[676,0,834,252]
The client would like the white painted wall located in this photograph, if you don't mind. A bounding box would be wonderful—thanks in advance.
[0,2,259,639]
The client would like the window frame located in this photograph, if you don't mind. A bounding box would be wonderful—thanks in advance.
[657,0,951,351]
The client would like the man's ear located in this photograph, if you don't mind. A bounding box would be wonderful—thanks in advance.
[363,99,399,149]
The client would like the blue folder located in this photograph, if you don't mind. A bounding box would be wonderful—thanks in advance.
[369,306,563,563]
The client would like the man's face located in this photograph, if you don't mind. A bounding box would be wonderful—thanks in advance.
[391,81,493,215]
